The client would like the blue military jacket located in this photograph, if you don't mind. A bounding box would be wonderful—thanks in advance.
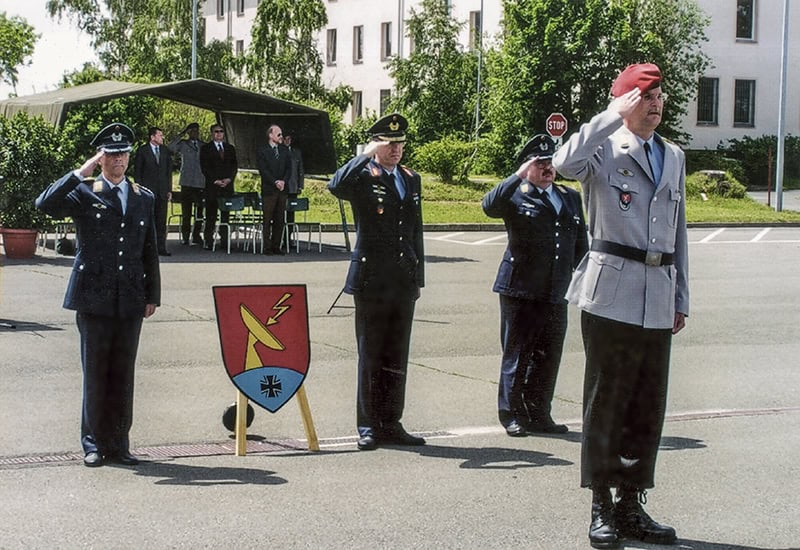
[328,154,425,300]
[36,172,161,318]
[482,176,588,303]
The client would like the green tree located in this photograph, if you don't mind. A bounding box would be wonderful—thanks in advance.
[388,0,479,143]
[0,12,38,95]
[244,0,328,101]
[46,0,234,83]
[486,0,710,173]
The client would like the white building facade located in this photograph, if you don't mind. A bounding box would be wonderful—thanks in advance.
[204,0,793,151]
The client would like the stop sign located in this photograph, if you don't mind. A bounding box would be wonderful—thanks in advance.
[546,112,568,138]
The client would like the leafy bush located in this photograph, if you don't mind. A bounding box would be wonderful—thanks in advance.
[0,113,70,229]
[412,135,474,183]
[724,135,800,188]
[685,149,745,184]
[685,171,747,199]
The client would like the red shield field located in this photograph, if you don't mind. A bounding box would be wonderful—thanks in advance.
[213,285,310,413]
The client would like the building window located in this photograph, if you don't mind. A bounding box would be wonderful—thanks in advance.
[353,26,364,64]
[216,0,225,18]
[236,0,244,16]
[736,0,755,40]
[380,89,392,115]
[696,77,719,125]
[445,0,453,16]
[734,79,756,127]
[235,39,244,56]
[381,22,392,60]
[469,10,482,51]
[352,91,363,123]
[326,29,337,65]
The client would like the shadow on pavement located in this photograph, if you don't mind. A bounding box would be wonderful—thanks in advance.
[392,443,574,470]
[660,436,707,451]
[128,461,288,486]
[665,540,793,550]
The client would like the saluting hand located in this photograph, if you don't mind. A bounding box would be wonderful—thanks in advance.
[515,158,535,179]
[78,151,104,179]
[363,140,389,158]
[609,88,641,119]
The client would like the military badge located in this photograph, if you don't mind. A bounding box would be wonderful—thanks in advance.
[213,285,310,413]
[617,168,634,177]
[619,191,632,211]
[520,183,530,193]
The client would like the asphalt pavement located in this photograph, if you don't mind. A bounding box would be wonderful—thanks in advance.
[1,227,799,550]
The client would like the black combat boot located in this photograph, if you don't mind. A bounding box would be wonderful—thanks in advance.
[588,486,619,549]
[615,487,677,544]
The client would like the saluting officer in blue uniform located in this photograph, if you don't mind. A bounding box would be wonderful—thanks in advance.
[328,113,426,451]
[36,123,161,468]
[482,135,588,438]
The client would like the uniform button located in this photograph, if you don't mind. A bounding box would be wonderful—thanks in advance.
[119,237,124,242]
[652,217,657,223]
[399,252,404,257]
[653,196,658,202]
[555,221,560,226]
[140,220,145,226]
[399,236,403,241]
[118,251,123,256]
[121,222,125,228]
[399,220,403,225]
[360,257,366,262]
[78,264,84,271]
[599,254,605,260]
[622,183,629,190]
[651,238,657,243]
[556,243,560,248]
[118,266,124,271]
[96,213,101,219]
[555,232,560,237]
[555,255,560,260]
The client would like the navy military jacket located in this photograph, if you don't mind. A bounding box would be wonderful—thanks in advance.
[482,176,588,303]
[328,154,425,300]
[36,172,161,318]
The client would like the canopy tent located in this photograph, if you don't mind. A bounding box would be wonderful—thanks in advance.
[0,79,336,174]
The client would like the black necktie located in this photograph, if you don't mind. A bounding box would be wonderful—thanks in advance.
[154,146,160,164]
[218,143,224,159]
[643,142,655,181]
[539,189,554,211]
[273,146,279,159]
[110,186,123,214]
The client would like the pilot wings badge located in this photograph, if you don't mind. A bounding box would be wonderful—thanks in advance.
[213,285,310,413]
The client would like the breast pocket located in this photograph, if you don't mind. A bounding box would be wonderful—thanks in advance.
[581,253,624,306]
[668,187,682,227]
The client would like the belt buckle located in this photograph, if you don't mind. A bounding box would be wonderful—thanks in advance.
[645,251,662,266]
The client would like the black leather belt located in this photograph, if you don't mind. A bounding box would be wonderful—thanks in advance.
[590,239,674,266]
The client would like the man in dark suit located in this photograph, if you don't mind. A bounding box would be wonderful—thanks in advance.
[256,124,292,255]
[134,126,173,255]
[35,122,161,468]
[482,135,588,438]
[328,113,426,451]
[283,131,305,226]
[199,124,238,250]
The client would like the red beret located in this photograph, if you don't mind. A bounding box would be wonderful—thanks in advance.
[610,63,662,97]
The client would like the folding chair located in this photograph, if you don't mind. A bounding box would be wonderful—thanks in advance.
[240,192,263,254]
[283,197,322,253]
[167,189,182,243]
[214,194,246,254]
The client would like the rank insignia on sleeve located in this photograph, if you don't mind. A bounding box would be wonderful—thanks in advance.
[619,191,632,211]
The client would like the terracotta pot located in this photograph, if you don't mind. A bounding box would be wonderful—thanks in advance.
[1,228,39,259]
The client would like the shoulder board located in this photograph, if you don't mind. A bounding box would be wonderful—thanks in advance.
[662,137,675,145]
[90,179,102,193]
[554,184,570,195]
[370,165,382,177]
[133,182,152,196]
[400,165,416,177]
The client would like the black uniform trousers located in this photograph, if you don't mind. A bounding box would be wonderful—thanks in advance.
[76,311,144,456]
[154,195,168,253]
[180,186,204,244]
[354,295,416,437]
[497,295,567,426]
[580,311,672,489]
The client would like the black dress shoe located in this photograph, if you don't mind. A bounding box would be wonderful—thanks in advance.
[158,250,172,256]
[272,248,286,256]
[181,239,190,245]
[109,452,140,466]
[262,249,274,255]
[526,417,569,434]
[379,425,425,446]
[357,435,377,451]
[504,419,527,437]
[589,502,619,548]
[83,451,103,467]
[615,491,676,544]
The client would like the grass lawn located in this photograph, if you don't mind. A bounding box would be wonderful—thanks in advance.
[177,171,800,225]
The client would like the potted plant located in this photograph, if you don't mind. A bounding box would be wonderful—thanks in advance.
[0,113,68,259]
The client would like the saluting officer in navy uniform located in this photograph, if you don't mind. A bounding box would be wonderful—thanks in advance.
[328,113,426,451]
[553,64,688,549]
[482,135,588,438]
[36,123,161,468]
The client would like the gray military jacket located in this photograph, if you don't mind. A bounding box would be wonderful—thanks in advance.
[553,109,689,329]
[167,136,206,189]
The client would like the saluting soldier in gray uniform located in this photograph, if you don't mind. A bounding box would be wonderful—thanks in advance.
[482,134,588,438]
[167,122,206,246]
[553,64,689,549]
[328,113,426,452]
[36,123,161,468]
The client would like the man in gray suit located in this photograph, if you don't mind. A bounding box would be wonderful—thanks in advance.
[553,63,689,549]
